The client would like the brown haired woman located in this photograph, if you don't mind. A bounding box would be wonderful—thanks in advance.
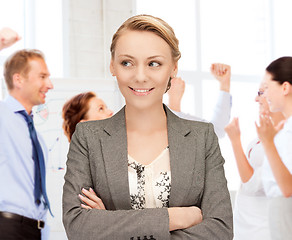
[62,91,113,142]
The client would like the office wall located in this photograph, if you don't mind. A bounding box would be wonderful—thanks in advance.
[63,0,133,79]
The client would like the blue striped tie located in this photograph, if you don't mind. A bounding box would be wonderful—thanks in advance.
[18,110,52,216]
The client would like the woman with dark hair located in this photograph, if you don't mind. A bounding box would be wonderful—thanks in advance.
[225,82,284,240]
[256,56,292,239]
[62,92,113,142]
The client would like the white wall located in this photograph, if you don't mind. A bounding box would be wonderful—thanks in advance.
[63,0,133,79]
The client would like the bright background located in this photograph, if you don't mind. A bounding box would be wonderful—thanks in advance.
[1,0,292,239]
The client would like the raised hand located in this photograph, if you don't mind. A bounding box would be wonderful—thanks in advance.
[210,63,231,92]
[167,77,185,112]
[225,117,241,142]
[0,28,21,50]
[255,114,278,144]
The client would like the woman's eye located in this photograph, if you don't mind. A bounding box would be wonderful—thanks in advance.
[98,107,104,112]
[149,61,160,67]
[121,61,132,67]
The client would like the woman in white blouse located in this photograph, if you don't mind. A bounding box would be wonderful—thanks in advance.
[225,82,284,240]
[256,56,292,240]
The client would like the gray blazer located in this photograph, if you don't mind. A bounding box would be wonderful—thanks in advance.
[63,105,233,240]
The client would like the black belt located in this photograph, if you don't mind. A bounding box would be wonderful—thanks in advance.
[0,211,45,229]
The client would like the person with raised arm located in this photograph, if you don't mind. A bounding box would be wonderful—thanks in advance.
[0,49,53,239]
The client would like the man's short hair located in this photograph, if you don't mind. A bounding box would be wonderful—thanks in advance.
[3,49,45,90]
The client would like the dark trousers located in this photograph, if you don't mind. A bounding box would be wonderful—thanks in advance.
[0,216,41,240]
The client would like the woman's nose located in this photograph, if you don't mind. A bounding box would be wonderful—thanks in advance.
[135,66,147,83]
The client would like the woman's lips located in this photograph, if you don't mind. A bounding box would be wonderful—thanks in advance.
[129,87,154,96]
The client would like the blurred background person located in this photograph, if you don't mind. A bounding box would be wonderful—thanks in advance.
[62,91,113,142]
[225,81,284,240]
[0,49,53,239]
[256,56,292,240]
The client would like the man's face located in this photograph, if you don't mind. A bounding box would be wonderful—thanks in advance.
[20,58,53,110]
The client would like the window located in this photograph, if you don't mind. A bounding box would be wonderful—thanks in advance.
[135,0,292,190]
[0,0,25,99]
[0,0,63,99]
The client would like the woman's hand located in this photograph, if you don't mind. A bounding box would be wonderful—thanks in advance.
[210,63,231,92]
[79,188,106,210]
[168,206,202,231]
[255,114,278,144]
[225,117,241,142]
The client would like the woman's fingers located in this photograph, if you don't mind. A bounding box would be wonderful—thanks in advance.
[81,203,92,210]
[78,188,106,210]
[89,188,106,209]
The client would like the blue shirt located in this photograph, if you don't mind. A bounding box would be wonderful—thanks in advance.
[0,95,48,222]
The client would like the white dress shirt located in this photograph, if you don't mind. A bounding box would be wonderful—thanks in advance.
[0,95,50,239]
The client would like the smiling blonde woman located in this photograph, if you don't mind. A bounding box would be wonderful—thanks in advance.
[62,14,233,240]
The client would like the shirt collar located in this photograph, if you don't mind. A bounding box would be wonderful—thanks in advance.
[4,95,32,117]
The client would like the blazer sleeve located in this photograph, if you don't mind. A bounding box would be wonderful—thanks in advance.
[171,123,233,239]
[62,123,170,240]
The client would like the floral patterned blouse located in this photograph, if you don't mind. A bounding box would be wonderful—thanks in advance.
[128,146,171,209]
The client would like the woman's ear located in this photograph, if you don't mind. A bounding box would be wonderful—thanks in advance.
[283,81,292,96]
[110,60,115,77]
[172,62,178,78]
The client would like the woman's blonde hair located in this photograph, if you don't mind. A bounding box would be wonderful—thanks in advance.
[110,14,181,62]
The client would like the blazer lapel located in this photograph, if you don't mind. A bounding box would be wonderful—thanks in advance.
[100,107,132,210]
[100,105,198,209]
[165,106,198,207]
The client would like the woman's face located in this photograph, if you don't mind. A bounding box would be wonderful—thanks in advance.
[263,71,283,113]
[84,96,113,121]
[255,83,270,115]
[110,30,178,110]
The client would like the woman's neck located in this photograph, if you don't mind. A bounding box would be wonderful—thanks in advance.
[270,112,285,126]
[125,103,167,132]
[282,96,292,119]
